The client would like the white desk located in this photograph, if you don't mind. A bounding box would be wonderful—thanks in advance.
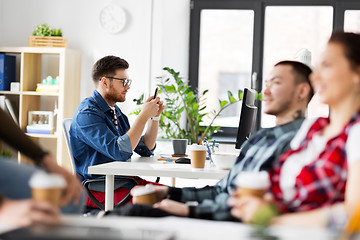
[0,215,342,239]
[88,156,229,211]
[60,215,337,240]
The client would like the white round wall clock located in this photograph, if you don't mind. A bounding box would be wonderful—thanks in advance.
[99,4,127,34]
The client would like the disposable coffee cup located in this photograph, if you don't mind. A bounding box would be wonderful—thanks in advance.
[29,171,66,207]
[172,139,188,156]
[235,171,270,198]
[189,144,207,170]
[132,184,157,205]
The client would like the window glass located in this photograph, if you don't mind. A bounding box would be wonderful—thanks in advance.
[344,10,360,33]
[262,6,333,127]
[198,10,254,127]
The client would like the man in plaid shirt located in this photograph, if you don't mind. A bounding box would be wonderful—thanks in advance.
[117,61,314,221]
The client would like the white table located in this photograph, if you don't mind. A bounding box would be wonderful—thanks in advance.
[60,215,337,240]
[0,215,342,239]
[88,156,229,211]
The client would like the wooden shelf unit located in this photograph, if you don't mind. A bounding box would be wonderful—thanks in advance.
[0,47,81,170]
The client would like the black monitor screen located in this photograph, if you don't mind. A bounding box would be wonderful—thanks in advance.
[235,88,257,149]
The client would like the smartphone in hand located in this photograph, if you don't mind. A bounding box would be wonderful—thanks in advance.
[153,87,159,99]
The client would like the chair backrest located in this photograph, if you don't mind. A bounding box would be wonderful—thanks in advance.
[62,118,76,174]
[235,88,258,149]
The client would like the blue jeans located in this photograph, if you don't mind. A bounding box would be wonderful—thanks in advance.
[0,157,85,214]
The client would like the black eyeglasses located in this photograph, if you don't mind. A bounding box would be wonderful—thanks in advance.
[101,77,132,87]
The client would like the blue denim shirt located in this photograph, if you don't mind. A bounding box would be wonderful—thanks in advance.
[70,90,154,182]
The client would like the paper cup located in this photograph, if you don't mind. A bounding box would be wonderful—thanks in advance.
[189,144,207,170]
[29,171,66,207]
[235,171,270,198]
[132,184,157,205]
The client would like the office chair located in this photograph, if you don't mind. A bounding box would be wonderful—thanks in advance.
[62,119,138,211]
[235,88,258,149]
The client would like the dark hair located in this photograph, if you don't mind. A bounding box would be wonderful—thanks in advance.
[92,55,129,83]
[328,31,360,70]
[274,60,314,103]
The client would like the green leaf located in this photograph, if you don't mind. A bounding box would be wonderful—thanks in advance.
[202,89,209,95]
[132,93,144,105]
[219,100,228,108]
[238,89,244,100]
[164,85,176,92]
[129,108,141,115]
[199,106,206,111]
[229,97,237,103]
[228,91,237,103]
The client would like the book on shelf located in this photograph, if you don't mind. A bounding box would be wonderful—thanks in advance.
[36,83,59,93]
[0,54,16,91]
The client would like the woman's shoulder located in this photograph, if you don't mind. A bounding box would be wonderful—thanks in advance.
[346,121,360,164]
[290,117,319,149]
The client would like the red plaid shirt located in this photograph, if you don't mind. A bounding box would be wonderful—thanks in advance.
[270,111,360,213]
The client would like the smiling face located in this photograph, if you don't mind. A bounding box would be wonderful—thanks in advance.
[310,43,360,107]
[262,65,299,117]
[103,69,130,105]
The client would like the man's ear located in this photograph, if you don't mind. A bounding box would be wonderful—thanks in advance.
[297,82,311,102]
[99,77,109,88]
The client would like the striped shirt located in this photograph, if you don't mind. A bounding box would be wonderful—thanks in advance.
[168,118,304,220]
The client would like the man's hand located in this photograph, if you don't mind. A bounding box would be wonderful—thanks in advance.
[228,193,273,223]
[0,199,60,227]
[131,185,169,203]
[41,154,83,206]
[153,199,189,217]
[140,96,160,119]
[152,185,170,202]
[155,99,165,117]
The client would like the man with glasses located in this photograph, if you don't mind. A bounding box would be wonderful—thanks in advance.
[70,55,164,209]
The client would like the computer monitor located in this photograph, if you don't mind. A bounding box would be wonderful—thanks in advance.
[235,88,257,149]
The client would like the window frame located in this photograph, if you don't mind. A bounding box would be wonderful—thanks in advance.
[189,0,360,142]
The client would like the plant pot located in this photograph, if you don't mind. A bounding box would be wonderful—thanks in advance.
[28,36,67,48]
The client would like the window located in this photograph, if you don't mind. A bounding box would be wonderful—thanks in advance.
[198,10,254,127]
[344,10,360,33]
[262,6,333,127]
[190,0,360,140]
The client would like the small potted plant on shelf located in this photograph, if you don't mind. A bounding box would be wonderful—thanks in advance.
[29,23,67,48]
[0,149,12,158]
[132,67,262,145]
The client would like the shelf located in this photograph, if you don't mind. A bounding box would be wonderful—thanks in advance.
[22,91,59,96]
[26,133,58,139]
[0,47,67,54]
[0,46,81,171]
[0,91,20,95]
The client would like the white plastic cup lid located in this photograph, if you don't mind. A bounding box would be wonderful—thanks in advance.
[235,171,270,190]
[189,144,207,151]
[132,184,155,196]
[29,171,66,189]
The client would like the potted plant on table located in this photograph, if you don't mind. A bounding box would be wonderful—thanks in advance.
[132,67,261,145]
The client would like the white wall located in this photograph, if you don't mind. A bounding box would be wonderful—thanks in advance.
[0,0,190,116]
